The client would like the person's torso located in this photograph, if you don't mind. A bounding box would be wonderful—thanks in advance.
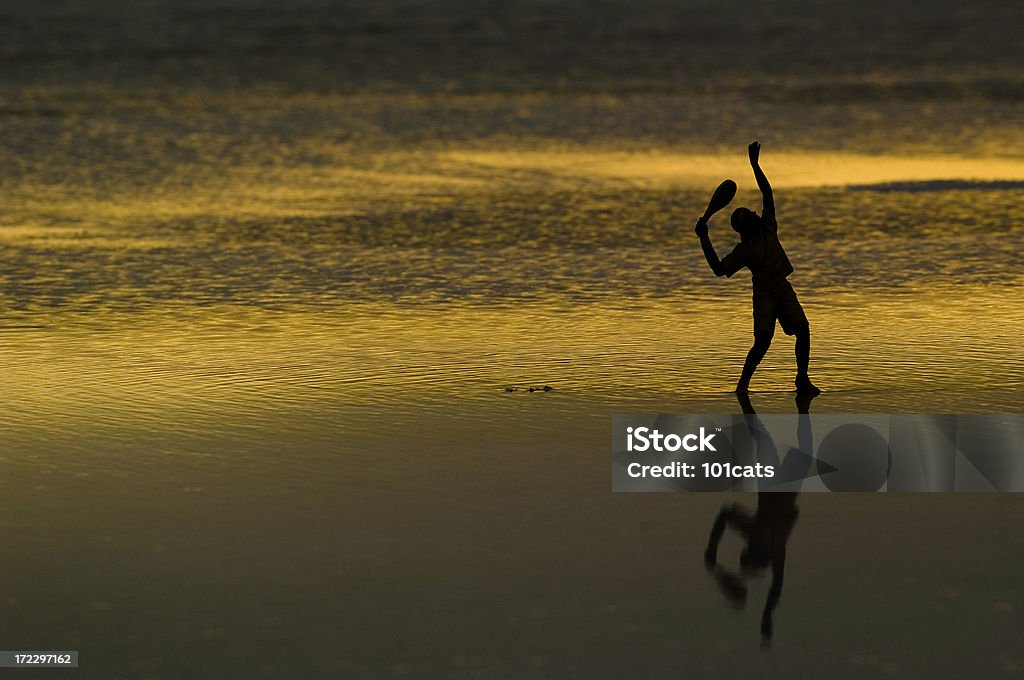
[745,225,794,289]
[754,495,799,547]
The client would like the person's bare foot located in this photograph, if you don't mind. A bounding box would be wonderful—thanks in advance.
[795,375,821,396]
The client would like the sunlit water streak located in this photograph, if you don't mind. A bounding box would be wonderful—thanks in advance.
[2,140,1023,478]
[2,286,1022,450]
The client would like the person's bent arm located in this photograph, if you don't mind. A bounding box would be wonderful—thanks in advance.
[704,505,735,568]
[705,504,756,568]
[695,218,726,277]
[748,141,776,228]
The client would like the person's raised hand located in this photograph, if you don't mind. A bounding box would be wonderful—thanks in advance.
[695,217,709,237]
[748,141,761,165]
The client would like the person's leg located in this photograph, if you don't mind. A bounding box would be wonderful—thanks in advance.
[791,316,818,394]
[777,284,820,394]
[793,341,819,394]
[737,330,773,393]
[795,324,810,377]
[739,290,777,393]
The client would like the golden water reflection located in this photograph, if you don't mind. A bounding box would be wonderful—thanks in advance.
[3,288,1022,459]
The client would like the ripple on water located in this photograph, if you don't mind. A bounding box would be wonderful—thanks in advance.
[2,288,1022,461]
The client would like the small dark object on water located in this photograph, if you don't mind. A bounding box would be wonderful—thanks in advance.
[504,385,553,393]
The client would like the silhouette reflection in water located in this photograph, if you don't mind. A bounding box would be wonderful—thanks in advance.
[703,392,816,645]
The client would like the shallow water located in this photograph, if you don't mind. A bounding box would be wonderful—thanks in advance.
[4,149,1024,678]
[1,0,1024,677]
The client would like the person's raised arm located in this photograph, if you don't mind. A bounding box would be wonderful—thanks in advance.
[748,141,776,229]
[695,218,726,277]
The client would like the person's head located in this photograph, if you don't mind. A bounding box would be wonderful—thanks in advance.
[730,207,761,238]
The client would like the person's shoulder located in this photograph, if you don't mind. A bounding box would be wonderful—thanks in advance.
[720,240,749,276]
[727,240,749,258]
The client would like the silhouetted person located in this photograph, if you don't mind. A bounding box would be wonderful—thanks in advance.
[703,392,815,645]
[695,142,820,396]
[704,493,798,644]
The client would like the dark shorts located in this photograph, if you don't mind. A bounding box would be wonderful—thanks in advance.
[752,280,808,337]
